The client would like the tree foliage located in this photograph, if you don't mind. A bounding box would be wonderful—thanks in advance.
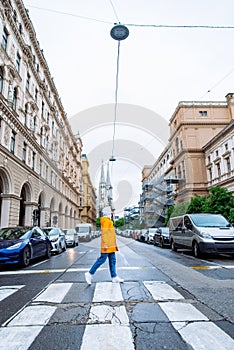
[186,186,234,222]
[166,186,234,224]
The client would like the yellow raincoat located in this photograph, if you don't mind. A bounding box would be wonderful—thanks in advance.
[100,216,118,253]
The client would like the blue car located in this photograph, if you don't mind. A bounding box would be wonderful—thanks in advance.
[0,226,52,267]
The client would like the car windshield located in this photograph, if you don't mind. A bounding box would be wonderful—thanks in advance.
[190,214,230,228]
[0,228,30,240]
[48,228,59,236]
[65,230,74,235]
[78,227,89,233]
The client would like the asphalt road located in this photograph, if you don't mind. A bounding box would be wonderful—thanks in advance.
[0,236,234,349]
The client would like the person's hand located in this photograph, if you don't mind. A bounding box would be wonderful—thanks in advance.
[103,246,108,251]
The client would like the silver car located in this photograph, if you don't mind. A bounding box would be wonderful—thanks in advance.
[44,227,66,254]
[64,228,79,247]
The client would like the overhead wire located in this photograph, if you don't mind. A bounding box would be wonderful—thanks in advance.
[26,5,234,29]
[109,0,120,24]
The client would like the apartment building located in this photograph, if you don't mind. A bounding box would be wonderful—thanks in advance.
[0,0,83,228]
[80,154,97,227]
[141,93,234,226]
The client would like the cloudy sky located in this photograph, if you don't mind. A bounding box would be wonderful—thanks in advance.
[24,0,234,214]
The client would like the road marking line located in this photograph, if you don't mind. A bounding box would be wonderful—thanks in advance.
[158,302,208,322]
[93,282,123,302]
[144,281,184,301]
[88,305,129,325]
[175,321,234,350]
[0,285,25,302]
[80,325,135,350]
[190,265,222,270]
[8,305,56,326]
[0,326,43,350]
[0,266,156,276]
[34,283,72,303]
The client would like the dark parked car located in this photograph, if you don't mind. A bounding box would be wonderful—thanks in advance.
[154,227,170,248]
[0,226,52,267]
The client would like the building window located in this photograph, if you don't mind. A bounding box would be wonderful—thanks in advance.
[199,111,207,117]
[32,152,36,170]
[2,27,8,51]
[26,72,30,90]
[226,157,231,173]
[216,150,219,157]
[40,159,43,176]
[10,131,16,153]
[41,101,44,117]
[225,143,228,151]
[13,87,17,110]
[16,52,21,72]
[22,142,27,163]
[207,155,211,163]
[0,66,3,93]
[24,104,28,125]
[216,163,221,178]
[35,88,38,102]
[208,167,212,181]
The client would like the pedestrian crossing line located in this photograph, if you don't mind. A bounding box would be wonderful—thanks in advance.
[174,321,234,350]
[80,282,134,350]
[34,282,72,303]
[158,302,208,322]
[0,326,43,350]
[0,285,25,302]
[80,325,135,350]
[143,281,184,301]
[1,280,234,350]
[93,282,123,302]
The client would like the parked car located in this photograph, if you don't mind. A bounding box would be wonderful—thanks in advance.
[169,213,234,257]
[0,226,52,267]
[43,227,66,254]
[154,227,170,248]
[63,228,79,247]
[76,224,92,242]
[145,228,158,244]
[139,229,148,242]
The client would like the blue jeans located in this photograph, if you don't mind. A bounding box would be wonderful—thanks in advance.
[89,252,117,278]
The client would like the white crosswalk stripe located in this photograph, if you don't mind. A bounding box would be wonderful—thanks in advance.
[0,280,234,349]
[0,285,25,301]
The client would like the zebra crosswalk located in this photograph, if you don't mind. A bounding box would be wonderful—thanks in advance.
[0,280,233,349]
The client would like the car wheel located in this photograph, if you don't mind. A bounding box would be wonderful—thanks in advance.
[193,241,200,257]
[171,240,177,252]
[21,246,30,267]
[46,244,52,258]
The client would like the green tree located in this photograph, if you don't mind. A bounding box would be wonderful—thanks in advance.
[187,186,234,222]
[186,194,208,214]
[205,186,234,220]
[114,217,124,228]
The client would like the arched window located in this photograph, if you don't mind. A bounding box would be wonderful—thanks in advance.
[0,66,3,93]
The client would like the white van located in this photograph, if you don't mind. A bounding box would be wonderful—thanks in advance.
[169,213,234,257]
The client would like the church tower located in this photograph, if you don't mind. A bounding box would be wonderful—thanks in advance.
[98,161,114,216]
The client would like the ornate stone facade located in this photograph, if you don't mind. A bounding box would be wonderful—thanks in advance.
[80,154,97,227]
[0,0,83,228]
